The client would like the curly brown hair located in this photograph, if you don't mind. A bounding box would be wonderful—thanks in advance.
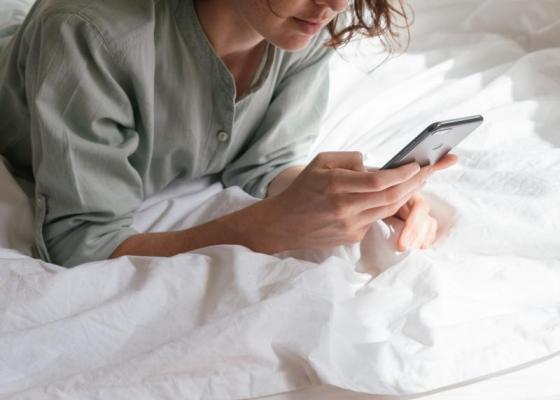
[326,0,412,50]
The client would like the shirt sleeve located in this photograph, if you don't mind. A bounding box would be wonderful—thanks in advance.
[220,33,334,199]
[26,13,142,267]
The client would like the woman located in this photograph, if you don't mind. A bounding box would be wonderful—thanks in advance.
[0,0,456,267]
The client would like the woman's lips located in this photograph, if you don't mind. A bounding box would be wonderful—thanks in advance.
[292,17,326,35]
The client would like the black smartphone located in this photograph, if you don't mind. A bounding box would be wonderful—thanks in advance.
[380,115,484,170]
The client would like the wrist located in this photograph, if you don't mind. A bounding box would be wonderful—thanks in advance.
[217,197,287,254]
[266,165,305,198]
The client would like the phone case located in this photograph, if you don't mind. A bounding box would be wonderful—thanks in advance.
[381,115,484,169]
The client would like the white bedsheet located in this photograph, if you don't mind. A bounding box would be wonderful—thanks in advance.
[1,0,560,399]
[257,351,560,400]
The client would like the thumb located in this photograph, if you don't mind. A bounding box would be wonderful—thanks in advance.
[396,192,424,220]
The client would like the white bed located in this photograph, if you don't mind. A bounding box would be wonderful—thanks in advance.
[259,352,560,400]
[1,0,560,399]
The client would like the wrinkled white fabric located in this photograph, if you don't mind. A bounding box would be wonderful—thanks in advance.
[1,0,560,399]
[0,157,33,257]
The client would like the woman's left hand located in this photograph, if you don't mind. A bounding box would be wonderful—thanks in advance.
[394,192,439,252]
[393,154,458,251]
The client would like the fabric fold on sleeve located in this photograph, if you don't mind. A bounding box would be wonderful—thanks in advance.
[26,12,143,267]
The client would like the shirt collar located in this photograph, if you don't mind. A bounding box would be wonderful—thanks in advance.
[175,0,276,99]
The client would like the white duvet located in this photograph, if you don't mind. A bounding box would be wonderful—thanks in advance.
[1,0,560,399]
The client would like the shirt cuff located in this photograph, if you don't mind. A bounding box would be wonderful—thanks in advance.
[33,193,139,267]
[247,158,309,199]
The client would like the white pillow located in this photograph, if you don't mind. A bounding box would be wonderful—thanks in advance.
[0,156,34,256]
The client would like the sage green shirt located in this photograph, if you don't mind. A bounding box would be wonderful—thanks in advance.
[0,0,333,267]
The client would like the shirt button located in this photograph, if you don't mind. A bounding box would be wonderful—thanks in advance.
[216,130,230,142]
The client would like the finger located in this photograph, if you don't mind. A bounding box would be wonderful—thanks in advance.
[395,202,411,220]
[412,217,433,249]
[431,153,458,172]
[354,178,423,221]
[336,167,433,216]
[395,191,426,220]
[421,217,439,249]
[354,189,415,227]
[323,162,422,194]
[414,192,431,213]
[397,197,431,251]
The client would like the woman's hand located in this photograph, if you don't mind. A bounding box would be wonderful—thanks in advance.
[234,151,441,254]
[394,154,458,251]
[394,193,438,251]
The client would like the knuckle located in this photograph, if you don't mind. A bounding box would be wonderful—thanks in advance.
[367,174,381,190]
[314,152,328,164]
[350,151,364,164]
[422,167,433,179]
[329,196,347,218]
[315,151,337,166]
[339,218,354,232]
[324,172,340,194]
[383,187,402,204]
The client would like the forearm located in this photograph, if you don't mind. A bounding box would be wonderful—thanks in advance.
[110,165,306,259]
[266,165,306,198]
[109,199,282,259]
[110,215,246,259]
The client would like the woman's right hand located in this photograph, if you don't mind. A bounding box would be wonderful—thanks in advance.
[241,151,443,254]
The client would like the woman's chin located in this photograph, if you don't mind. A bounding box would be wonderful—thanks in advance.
[270,34,313,52]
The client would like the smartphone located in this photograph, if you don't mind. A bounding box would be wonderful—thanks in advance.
[380,115,484,170]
